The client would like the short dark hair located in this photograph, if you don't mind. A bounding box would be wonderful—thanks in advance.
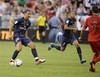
[92,5,99,13]
[24,9,31,14]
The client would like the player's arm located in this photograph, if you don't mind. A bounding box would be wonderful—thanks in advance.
[78,18,88,41]
[64,24,77,31]
[78,27,85,41]
[9,17,14,39]
[25,30,29,38]
[25,21,31,38]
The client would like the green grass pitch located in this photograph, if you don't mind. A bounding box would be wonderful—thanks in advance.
[0,41,100,77]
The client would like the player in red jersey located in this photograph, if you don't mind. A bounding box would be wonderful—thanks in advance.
[79,5,100,72]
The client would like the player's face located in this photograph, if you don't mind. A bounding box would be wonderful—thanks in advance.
[25,11,31,19]
[70,12,76,18]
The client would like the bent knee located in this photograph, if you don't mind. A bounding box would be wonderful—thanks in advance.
[16,48,22,51]
[60,48,65,52]
[28,42,36,48]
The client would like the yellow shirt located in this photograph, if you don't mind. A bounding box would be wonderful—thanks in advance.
[37,16,46,26]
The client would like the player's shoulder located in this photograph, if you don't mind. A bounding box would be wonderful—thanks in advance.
[65,18,71,24]
[85,16,92,21]
[14,17,24,24]
[15,17,23,22]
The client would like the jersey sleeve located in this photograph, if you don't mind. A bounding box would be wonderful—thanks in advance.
[65,19,70,27]
[14,19,20,25]
[65,19,70,25]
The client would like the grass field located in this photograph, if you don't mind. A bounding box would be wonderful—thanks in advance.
[0,41,100,77]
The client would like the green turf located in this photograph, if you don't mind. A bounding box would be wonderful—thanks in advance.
[0,41,100,77]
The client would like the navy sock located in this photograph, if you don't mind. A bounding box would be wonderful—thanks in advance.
[31,49,39,61]
[52,44,61,50]
[12,50,19,60]
[77,47,82,61]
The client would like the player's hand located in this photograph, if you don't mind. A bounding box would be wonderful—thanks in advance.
[73,28,78,32]
[78,36,82,42]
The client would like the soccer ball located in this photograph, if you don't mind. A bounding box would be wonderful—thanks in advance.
[14,59,23,67]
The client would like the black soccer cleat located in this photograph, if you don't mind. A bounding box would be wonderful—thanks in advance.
[89,61,96,72]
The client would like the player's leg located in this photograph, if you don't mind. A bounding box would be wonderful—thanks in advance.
[9,41,22,65]
[27,41,46,65]
[93,41,100,63]
[72,39,86,64]
[48,41,67,52]
[89,41,100,72]
[88,42,96,72]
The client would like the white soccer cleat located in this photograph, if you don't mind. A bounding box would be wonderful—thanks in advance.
[36,59,46,65]
[48,43,54,50]
[9,59,15,65]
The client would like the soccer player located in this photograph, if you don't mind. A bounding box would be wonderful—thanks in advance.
[79,5,100,72]
[9,9,46,65]
[48,11,86,64]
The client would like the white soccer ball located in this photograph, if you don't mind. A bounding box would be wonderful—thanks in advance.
[14,59,23,67]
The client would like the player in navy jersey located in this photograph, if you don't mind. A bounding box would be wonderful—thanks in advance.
[9,9,46,65]
[48,11,86,64]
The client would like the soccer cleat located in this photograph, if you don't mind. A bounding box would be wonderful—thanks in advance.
[48,43,54,50]
[80,60,86,64]
[89,62,96,72]
[36,59,46,65]
[9,59,15,65]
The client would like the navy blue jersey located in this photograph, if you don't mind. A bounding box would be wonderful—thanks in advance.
[13,17,31,37]
[63,18,76,39]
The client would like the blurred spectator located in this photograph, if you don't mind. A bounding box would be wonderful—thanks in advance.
[48,12,62,42]
[4,1,12,15]
[0,1,7,14]
[77,3,86,16]
[77,0,84,7]
[86,8,92,15]
[84,0,90,9]
[89,0,99,6]
[1,8,10,28]
[70,0,77,12]
[18,0,26,7]
[45,1,56,20]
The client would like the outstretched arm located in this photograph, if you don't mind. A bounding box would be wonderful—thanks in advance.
[78,27,85,41]
[64,24,78,32]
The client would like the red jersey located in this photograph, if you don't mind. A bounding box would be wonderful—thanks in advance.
[84,15,100,42]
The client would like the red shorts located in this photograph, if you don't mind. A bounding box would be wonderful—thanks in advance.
[89,41,100,55]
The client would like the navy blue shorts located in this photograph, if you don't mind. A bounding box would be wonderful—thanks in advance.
[14,36,31,46]
[61,36,77,48]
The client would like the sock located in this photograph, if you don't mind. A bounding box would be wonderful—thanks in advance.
[12,50,19,60]
[52,44,61,50]
[77,47,82,61]
[31,49,39,61]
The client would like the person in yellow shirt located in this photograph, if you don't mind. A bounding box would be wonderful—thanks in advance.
[37,11,47,43]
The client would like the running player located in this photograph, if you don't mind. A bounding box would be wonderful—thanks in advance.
[48,11,86,64]
[79,5,100,72]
